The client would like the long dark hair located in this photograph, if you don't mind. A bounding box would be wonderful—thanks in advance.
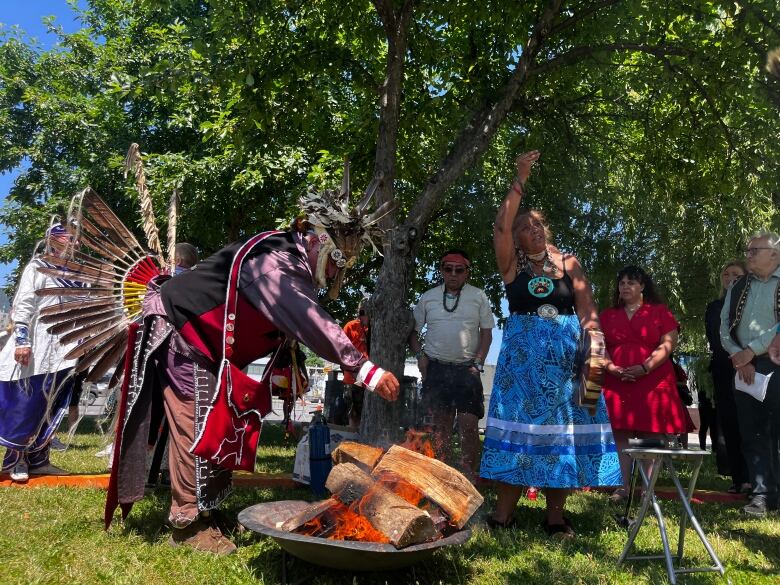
[719,260,747,298]
[611,265,664,307]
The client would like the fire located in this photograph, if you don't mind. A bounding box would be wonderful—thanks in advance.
[400,429,435,458]
[297,500,390,544]
[374,470,425,507]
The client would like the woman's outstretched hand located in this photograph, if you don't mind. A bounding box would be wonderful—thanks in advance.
[515,151,540,185]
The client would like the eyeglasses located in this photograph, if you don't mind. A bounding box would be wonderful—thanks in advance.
[443,266,467,275]
[744,247,774,256]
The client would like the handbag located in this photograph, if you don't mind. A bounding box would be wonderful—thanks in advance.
[671,356,694,407]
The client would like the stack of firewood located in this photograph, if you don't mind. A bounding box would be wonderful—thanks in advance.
[277,442,484,548]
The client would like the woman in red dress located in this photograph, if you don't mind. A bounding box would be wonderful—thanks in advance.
[600,266,694,497]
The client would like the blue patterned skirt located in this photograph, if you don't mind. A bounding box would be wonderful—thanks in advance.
[479,314,620,488]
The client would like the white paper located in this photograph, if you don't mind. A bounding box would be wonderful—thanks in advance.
[734,371,773,402]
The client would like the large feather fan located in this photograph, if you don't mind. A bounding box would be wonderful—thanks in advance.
[35,187,161,382]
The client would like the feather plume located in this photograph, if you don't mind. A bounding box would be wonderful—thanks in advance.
[79,216,142,264]
[37,185,161,385]
[59,315,124,345]
[124,144,164,260]
[40,303,120,325]
[64,322,128,361]
[37,267,118,288]
[71,334,121,372]
[340,158,350,204]
[354,173,383,217]
[78,188,145,255]
[47,310,123,335]
[39,298,116,318]
[36,287,113,297]
[40,254,117,280]
[79,228,136,267]
[167,188,179,273]
[84,333,128,382]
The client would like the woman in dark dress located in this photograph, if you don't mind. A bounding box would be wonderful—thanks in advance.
[705,261,750,493]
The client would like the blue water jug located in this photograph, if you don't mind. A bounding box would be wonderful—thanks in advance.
[308,409,332,496]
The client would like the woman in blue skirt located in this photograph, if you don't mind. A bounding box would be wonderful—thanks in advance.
[480,151,620,538]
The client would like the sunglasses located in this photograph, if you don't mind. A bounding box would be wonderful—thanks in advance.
[443,266,467,275]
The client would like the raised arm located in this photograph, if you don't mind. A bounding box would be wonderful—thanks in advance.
[494,151,539,283]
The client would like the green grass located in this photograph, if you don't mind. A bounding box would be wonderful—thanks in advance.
[0,422,778,584]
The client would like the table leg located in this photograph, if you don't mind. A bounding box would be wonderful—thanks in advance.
[669,457,700,561]
[640,461,678,585]
[617,460,664,566]
[667,460,725,575]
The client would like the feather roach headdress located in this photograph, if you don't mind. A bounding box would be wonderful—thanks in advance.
[298,160,396,299]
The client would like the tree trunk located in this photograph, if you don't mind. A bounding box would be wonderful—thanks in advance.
[360,0,564,443]
[360,241,416,443]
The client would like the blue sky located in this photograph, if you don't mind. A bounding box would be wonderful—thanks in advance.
[0,1,85,287]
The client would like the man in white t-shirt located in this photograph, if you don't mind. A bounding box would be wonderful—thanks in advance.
[409,249,494,480]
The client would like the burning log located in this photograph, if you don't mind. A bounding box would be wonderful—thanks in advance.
[331,441,384,472]
[326,462,438,548]
[372,445,484,529]
[278,497,342,532]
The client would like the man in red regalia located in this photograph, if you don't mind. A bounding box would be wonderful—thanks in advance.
[104,174,399,554]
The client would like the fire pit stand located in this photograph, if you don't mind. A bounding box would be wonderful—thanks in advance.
[239,500,472,582]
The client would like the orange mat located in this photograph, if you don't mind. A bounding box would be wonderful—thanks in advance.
[0,472,300,490]
[0,473,110,489]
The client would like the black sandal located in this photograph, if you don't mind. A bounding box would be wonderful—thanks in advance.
[543,517,575,539]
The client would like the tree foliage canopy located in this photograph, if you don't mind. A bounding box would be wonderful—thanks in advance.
[1,0,778,360]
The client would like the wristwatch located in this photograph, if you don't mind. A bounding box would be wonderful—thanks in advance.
[473,357,484,373]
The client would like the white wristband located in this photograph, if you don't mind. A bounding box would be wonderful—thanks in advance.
[355,360,385,392]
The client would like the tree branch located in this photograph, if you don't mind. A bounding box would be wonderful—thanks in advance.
[405,0,564,232]
[371,0,415,232]
[662,57,736,157]
[528,43,693,77]
[733,0,780,37]
[548,0,621,36]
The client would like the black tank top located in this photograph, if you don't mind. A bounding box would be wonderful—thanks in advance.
[506,258,576,314]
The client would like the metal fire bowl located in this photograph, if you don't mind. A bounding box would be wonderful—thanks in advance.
[239,500,472,572]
